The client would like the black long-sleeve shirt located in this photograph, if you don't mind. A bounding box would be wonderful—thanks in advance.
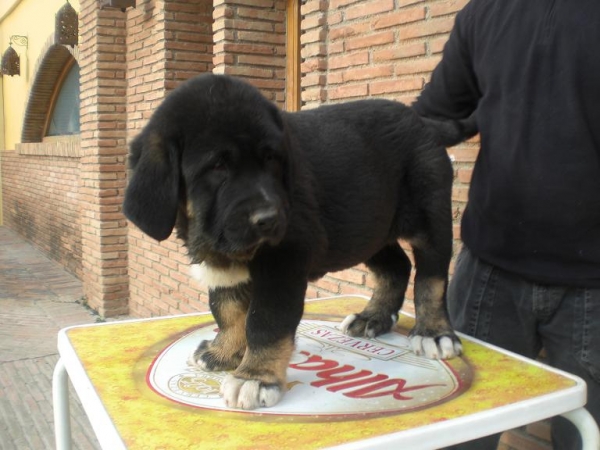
[413,0,600,287]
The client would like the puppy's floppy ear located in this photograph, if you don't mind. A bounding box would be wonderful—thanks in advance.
[123,131,180,241]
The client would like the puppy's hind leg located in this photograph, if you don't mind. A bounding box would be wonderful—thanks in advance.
[188,283,251,371]
[409,235,462,360]
[406,179,462,360]
[405,146,461,360]
[341,243,411,338]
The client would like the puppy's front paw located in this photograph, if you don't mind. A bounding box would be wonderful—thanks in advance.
[188,340,243,371]
[340,312,398,338]
[220,374,284,410]
[409,333,462,359]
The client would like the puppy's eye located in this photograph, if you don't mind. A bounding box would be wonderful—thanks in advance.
[211,159,227,172]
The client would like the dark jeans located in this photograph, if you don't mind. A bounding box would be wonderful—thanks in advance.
[444,246,600,450]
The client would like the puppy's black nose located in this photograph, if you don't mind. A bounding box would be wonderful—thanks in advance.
[250,207,280,236]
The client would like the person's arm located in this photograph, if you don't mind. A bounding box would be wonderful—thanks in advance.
[413,4,481,121]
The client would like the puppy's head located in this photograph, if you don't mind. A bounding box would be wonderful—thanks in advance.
[123,74,292,263]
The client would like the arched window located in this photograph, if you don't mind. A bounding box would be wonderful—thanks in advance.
[46,63,80,136]
[21,43,79,144]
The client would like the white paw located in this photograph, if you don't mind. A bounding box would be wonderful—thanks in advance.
[220,374,283,410]
[340,313,398,338]
[410,335,462,359]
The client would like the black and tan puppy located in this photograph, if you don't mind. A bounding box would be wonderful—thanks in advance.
[124,74,472,410]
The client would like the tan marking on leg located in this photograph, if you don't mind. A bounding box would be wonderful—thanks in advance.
[363,271,400,315]
[190,297,248,370]
[411,276,461,359]
[235,338,295,386]
[414,276,451,330]
[210,300,247,362]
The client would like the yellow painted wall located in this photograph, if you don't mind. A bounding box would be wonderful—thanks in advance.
[0,0,80,151]
[0,74,3,223]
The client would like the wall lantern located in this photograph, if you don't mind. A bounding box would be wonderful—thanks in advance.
[55,1,78,47]
[99,0,136,12]
[1,35,28,77]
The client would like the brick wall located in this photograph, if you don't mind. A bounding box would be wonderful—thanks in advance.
[213,0,288,104]
[1,143,82,279]
[126,0,215,318]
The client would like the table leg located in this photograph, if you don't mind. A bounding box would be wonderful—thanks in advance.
[561,408,600,450]
[53,358,72,450]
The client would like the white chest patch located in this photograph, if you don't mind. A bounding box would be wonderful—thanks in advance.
[190,262,251,289]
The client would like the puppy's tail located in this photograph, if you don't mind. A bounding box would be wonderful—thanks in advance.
[420,114,478,147]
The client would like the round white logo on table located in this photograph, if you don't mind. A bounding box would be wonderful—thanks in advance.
[147,320,469,418]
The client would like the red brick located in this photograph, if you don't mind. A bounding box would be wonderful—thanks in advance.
[398,17,455,40]
[329,52,370,70]
[395,56,442,75]
[329,22,371,41]
[313,277,341,294]
[372,7,426,30]
[456,167,473,183]
[448,145,479,163]
[429,0,470,18]
[430,35,450,54]
[346,0,395,21]
[328,83,369,100]
[452,186,470,203]
[346,31,396,51]
[370,77,423,95]
[343,65,394,82]
[399,0,424,6]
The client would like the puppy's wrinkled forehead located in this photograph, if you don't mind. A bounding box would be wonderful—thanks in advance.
[161,74,283,137]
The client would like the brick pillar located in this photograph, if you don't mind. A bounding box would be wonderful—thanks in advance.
[126,0,215,318]
[79,0,129,317]
[300,0,327,108]
[164,0,214,89]
[213,0,287,105]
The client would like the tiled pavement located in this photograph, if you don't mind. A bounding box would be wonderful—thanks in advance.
[0,227,102,450]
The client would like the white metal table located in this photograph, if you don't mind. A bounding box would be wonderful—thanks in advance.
[53,295,600,449]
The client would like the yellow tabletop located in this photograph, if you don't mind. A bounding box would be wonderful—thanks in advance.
[61,295,582,450]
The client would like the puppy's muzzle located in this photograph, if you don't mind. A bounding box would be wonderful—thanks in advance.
[249,207,282,238]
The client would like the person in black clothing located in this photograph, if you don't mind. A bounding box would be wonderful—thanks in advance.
[412,0,600,448]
